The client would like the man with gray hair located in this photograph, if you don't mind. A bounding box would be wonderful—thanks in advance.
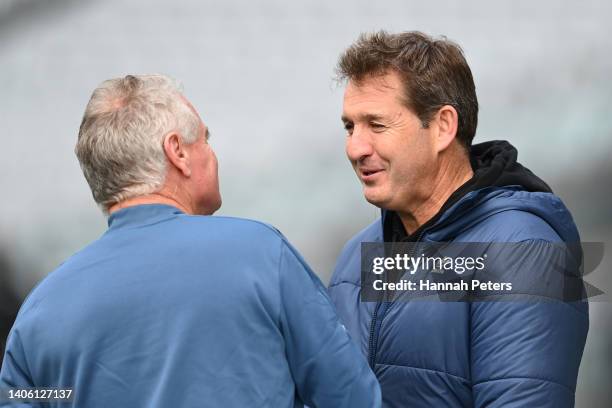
[0,74,381,407]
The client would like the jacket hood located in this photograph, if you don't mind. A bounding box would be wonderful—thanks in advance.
[467,140,551,193]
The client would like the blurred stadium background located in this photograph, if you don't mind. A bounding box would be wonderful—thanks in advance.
[1,0,610,406]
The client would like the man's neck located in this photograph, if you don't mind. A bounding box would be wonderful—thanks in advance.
[108,193,192,215]
[398,153,473,235]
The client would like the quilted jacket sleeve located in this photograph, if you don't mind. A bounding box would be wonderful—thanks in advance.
[470,238,589,407]
[471,301,588,407]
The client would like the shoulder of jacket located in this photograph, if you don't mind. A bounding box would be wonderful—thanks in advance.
[439,188,576,243]
[181,215,287,242]
[474,209,562,242]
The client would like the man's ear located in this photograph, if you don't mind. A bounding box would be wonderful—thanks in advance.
[433,105,459,153]
[163,132,191,177]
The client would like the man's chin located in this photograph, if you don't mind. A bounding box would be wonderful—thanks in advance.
[210,197,222,214]
[198,196,222,216]
[363,191,388,209]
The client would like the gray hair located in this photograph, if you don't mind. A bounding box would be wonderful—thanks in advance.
[75,74,201,212]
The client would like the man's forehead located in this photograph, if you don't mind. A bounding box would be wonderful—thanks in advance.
[342,73,406,120]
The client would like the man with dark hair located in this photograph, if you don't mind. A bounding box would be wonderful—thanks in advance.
[0,74,381,408]
[329,31,588,407]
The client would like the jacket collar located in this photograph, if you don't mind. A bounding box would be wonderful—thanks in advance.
[107,204,184,230]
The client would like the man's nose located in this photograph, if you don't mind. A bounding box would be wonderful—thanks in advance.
[346,128,374,162]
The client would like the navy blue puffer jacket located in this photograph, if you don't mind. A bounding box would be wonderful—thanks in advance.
[328,141,589,407]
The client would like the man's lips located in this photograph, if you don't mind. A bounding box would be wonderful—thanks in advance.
[358,168,385,182]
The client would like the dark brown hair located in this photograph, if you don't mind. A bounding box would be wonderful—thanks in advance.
[337,31,479,147]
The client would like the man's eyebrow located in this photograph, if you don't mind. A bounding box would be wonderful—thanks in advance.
[341,113,385,123]
[205,128,211,140]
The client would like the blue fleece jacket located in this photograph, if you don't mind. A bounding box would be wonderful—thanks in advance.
[1,204,380,408]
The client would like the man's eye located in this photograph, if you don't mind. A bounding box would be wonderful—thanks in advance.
[371,122,386,131]
[344,123,354,135]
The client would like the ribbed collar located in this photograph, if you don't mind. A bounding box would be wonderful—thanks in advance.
[107,204,184,229]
